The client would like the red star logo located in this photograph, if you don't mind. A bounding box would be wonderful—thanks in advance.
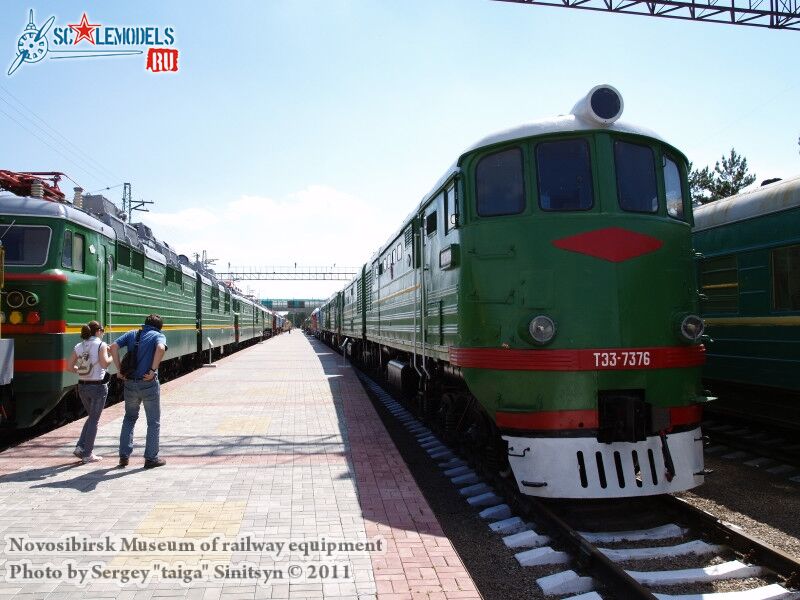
[68,13,101,45]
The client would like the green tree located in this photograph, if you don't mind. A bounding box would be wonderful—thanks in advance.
[689,148,756,205]
[688,163,714,204]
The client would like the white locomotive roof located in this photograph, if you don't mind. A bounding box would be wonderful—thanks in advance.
[180,264,197,279]
[143,245,167,266]
[0,193,115,238]
[693,176,800,232]
[464,115,666,154]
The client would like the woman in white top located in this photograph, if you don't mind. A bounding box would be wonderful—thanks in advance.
[66,320,112,463]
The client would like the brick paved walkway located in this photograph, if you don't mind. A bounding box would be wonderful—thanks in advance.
[0,333,481,600]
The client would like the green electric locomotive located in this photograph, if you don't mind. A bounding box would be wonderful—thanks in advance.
[319,85,709,499]
[693,177,800,401]
[0,182,278,429]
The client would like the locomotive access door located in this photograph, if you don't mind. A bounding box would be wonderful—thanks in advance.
[96,245,107,334]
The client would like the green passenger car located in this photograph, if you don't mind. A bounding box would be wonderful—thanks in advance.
[693,176,800,393]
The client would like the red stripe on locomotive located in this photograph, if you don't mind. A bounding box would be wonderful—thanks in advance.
[15,359,68,372]
[449,345,705,371]
[496,405,702,430]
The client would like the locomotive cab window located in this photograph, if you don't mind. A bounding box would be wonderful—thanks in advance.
[476,147,524,216]
[61,231,85,271]
[426,211,437,235]
[536,139,593,211]
[2,224,51,266]
[72,233,85,272]
[445,183,457,232]
[615,141,658,213]
[664,155,685,220]
[62,230,73,269]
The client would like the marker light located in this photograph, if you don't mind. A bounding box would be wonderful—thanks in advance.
[529,315,556,345]
[680,315,705,342]
[0,312,5,324]
[6,290,24,309]
[25,311,41,325]
[25,292,39,307]
[9,311,23,325]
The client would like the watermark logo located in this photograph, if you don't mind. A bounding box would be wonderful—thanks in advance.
[8,9,178,76]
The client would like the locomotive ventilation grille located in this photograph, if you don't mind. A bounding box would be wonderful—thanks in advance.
[576,448,664,490]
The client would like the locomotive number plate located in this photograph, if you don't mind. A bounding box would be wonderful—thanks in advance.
[592,351,651,368]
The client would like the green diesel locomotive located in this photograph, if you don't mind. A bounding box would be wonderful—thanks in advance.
[0,180,284,429]
[316,85,709,499]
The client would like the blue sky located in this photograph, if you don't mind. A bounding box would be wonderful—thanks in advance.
[1,0,798,299]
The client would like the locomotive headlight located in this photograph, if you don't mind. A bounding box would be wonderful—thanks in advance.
[680,315,705,342]
[6,290,24,309]
[9,311,23,325]
[529,315,556,345]
[25,292,39,307]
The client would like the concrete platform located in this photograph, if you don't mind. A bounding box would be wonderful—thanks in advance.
[0,334,481,600]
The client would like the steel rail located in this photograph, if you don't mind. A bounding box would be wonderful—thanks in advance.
[354,364,658,599]
[703,421,800,468]
[349,362,800,598]
[497,476,658,600]
[659,495,800,588]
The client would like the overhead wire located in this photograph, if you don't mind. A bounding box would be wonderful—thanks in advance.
[0,85,122,184]
[700,80,800,147]
[0,105,93,189]
[90,183,125,194]
[0,97,108,185]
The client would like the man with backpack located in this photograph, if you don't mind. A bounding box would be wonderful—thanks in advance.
[109,314,167,469]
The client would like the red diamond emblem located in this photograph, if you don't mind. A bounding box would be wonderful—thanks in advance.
[552,227,663,262]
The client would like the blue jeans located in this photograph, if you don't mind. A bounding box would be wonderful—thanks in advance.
[119,379,161,461]
[76,382,108,456]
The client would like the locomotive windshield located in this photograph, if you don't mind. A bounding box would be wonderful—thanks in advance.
[473,136,688,219]
[476,147,525,216]
[536,139,594,211]
[0,224,51,266]
[615,140,658,213]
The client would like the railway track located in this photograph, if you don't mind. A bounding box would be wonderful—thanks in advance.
[357,371,800,600]
[702,418,800,473]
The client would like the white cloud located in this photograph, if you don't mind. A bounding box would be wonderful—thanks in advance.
[139,185,398,300]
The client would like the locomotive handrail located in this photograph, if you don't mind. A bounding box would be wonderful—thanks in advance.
[466,245,516,260]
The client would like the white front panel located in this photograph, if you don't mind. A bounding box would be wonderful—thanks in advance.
[503,428,704,499]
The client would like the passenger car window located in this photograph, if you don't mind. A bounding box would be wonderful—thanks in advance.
[773,245,800,311]
[476,147,524,216]
[615,141,658,213]
[536,139,593,211]
[664,155,685,220]
[699,255,739,314]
